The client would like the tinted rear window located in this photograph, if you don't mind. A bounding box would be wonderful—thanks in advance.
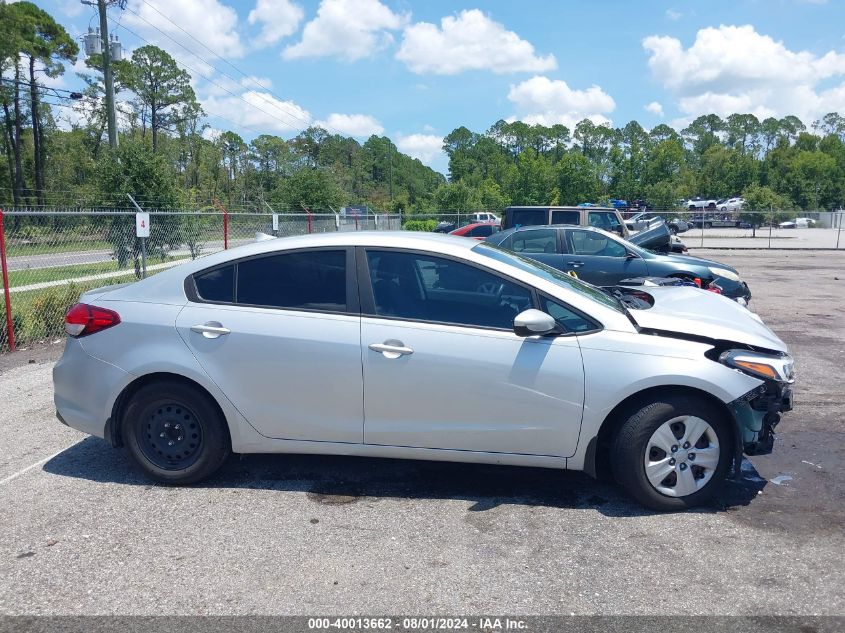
[551,210,580,225]
[194,265,234,302]
[236,250,347,312]
[508,208,548,228]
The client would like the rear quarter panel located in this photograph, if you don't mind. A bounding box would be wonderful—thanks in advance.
[79,299,267,452]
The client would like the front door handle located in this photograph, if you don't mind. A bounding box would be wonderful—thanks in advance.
[567,261,584,267]
[369,340,414,359]
[191,322,231,339]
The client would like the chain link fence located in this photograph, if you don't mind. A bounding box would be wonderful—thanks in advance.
[0,209,401,351]
[410,209,845,249]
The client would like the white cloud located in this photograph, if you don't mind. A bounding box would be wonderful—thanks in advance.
[240,76,273,90]
[202,90,312,134]
[395,133,443,165]
[248,0,304,47]
[283,0,408,61]
[645,101,665,117]
[665,9,682,20]
[506,76,616,129]
[123,0,243,59]
[315,113,384,137]
[396,9,556,75]
[643,24,845,124]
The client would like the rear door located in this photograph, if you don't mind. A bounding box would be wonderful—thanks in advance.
[562,229,648,285]
[176,248,363,443]
[503,227,564,269]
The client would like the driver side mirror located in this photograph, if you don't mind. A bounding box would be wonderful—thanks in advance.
[513,309,559,337]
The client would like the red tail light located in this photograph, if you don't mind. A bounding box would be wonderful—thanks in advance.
[706,282,723,295]
[65,303,121,338]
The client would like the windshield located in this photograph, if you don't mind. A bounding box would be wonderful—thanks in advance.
[472,242,625,313]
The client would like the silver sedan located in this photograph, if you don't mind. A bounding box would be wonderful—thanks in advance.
[53,231,794,510]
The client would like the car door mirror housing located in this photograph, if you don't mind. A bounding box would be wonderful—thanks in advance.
[513,309,559,337]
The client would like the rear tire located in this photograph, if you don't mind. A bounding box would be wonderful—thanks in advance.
[122,381,231,484]
[610,395,733,511]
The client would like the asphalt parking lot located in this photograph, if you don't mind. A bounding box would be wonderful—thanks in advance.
[0,248,843,616]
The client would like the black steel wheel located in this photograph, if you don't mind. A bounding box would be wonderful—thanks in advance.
[123,381,231,484]
[137,401,204,470]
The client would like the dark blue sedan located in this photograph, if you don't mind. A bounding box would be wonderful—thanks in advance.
[485,225,751,303]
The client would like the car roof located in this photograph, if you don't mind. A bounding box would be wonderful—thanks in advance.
[505,205,617,211]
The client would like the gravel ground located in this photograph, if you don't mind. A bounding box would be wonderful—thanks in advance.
[0,249,843,616]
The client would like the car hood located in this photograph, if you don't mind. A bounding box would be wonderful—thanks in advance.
[650,252,739,273]
[628,221,670,251]
[628,286,787,352]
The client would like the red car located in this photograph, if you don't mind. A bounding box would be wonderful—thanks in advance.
[449,222,501,240]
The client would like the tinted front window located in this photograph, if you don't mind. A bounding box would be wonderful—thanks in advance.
[366,250,532,329]
[511,229,558,254]
[551,210,580,225]
[472,242,624,313]
[568,230,628,257]
[237,250,346,312]
[509,208,548,227]
[540,296,597,333]
[588,211,622,233]
[194,265,234,302]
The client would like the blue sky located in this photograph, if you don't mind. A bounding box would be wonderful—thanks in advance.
[37,0,845,173]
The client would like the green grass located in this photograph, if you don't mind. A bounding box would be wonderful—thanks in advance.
[8,260,132,287]
[5,239,112,257]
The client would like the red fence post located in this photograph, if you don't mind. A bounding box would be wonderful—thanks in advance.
[0,209,16,352]
[307,211,313,234]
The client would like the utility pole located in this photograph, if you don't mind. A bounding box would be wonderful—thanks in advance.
[99,0,117,149]
[82,0,124,149]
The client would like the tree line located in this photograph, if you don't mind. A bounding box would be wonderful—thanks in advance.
[2,1,845,216]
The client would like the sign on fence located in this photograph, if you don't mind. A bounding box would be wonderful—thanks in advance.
[135,212,150,238]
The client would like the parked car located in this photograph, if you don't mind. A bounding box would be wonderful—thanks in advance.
[449,222,501,240]
[624,212,660,232]
[779,218,816,229]
[686,197,718,210]
[628,221,689,255]
[433,221,456,233]
[485,225,751,304]
[625,212,687,235]
[691,214,742,229]
[53,231,791,510]
[468,212,501,223]
[719,197,745,213]
[668,217,690,234]
[501,205,630,237]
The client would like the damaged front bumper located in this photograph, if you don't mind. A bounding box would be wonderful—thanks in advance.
[730,381,793,456]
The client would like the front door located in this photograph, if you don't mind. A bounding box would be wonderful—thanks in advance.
[176,248,363,443]
[359,248,585,457]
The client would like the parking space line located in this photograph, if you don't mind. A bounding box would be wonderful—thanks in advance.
[0,447,69,486]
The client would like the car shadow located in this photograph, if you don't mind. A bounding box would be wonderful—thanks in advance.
[43,437,766,517]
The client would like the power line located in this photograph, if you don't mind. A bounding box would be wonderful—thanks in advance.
[114,21,310,137]
[134,0,335,135]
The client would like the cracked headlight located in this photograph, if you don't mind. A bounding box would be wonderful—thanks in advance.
[720,350,794,383]
[708,267,741,282]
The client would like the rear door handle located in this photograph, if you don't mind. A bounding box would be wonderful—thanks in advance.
[567,261,584,267]
[191,323,231,339]
[369,341,414,359]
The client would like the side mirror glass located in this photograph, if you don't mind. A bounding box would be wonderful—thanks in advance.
[514,309,558,337]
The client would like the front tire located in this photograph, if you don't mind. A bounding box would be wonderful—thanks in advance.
[610,395,733,510]
[122,381,231,484]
